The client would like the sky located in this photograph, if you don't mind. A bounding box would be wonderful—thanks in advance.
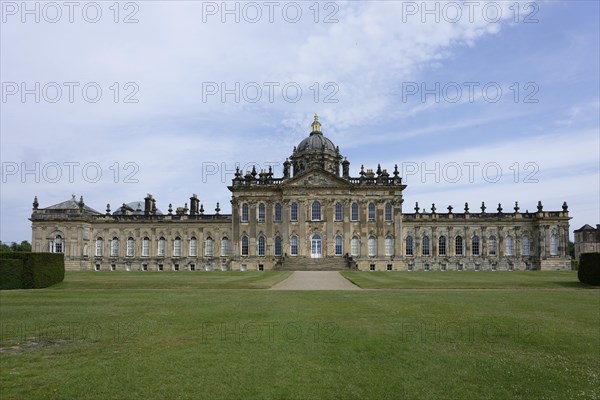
[1,0,599,243]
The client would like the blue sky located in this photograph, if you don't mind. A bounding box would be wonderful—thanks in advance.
[1,0,598,242]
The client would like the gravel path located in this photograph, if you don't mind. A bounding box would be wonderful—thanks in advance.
[270,271,361,291]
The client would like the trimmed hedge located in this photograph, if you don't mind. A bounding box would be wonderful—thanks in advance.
[0,253,64,289]
[0,258,24,290]
[577,252,600,286]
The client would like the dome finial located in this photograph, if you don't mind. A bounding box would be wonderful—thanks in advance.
[311,113,321,133]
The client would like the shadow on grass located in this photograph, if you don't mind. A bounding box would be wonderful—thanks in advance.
[552,281,599,289]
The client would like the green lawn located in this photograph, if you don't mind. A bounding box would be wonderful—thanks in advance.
[0,271,598,399]
[341,270,591,289]
[50,270,292,290]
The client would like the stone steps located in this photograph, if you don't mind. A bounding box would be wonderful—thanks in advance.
[276,257,351,271]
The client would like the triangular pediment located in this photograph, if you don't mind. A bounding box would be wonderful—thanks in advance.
[281,168,352,188]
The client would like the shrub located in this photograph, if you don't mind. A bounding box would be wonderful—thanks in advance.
[0,257,24,290]
[0,253,64,289]
[577,253,600,286]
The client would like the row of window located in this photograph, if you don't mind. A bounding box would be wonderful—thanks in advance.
[239,234,394,257]
[92,236,229,257]
[241,201,394,223]
[52,232,560,258]
[404,234,559,256]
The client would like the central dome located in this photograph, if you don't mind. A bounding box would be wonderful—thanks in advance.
[295,114,337,152]
[289,114,343,177]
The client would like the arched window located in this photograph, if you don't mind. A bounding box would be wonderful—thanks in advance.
[335,202,343,221]
[385,236,393,256]
[274,236,282,256]
[274,203,282,222]
[311,201,321,221]
[290,235,298,256]
[95,237,103,257]
[205,237,213,257]
[110,237,119,257]
[422,236,430,256]
[506,236,514,256]
[550,234,558,256]
[522,236,530,256]
[221,237,229,256]
[142,237,150,257]
[241,235,249,256]
[351,236,359,256]
[368,203,376,221]
[241,203,249,222]
[158,237,166,256]
[455,236,463,256]
[290,202,298,221]
[406,236,414,256]
[257,235,266,256]
[489,236,497,256]
[368,236,377,256]
[258,203,265,222]
[351,202,359,221]
[126,237,134,257]
[53,235,63,253]
[438,236,446,256]
[472,235,480,256]
[385,203,393,221]
[189,237,197,257]
[335,235,343,256]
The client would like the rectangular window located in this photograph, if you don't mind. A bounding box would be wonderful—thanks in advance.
[142,239,149,257]
[335,203,343,221]
[158,239,165,257]
[190,239,197,257]
[173,239,181,257]
[368,203,376,221]
[290,203,298,222]
[370,264,375,271]
[387,264,392,271]
[274,204,282,222]
[351,203,359,221]
[351,238,359,257]
[110,239,118,257]
[126,238,134,257]
[385,203,393,222]
[205,239,214,257]
[221,238,229,257]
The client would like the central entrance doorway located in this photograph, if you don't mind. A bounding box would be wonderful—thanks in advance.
[311,234,322,258]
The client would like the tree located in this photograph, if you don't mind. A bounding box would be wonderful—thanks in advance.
[568,241,575,259]
[0,241,32,252]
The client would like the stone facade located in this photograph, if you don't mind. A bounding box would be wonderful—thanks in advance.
[30,115,572,271]
[574,224,600,261]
